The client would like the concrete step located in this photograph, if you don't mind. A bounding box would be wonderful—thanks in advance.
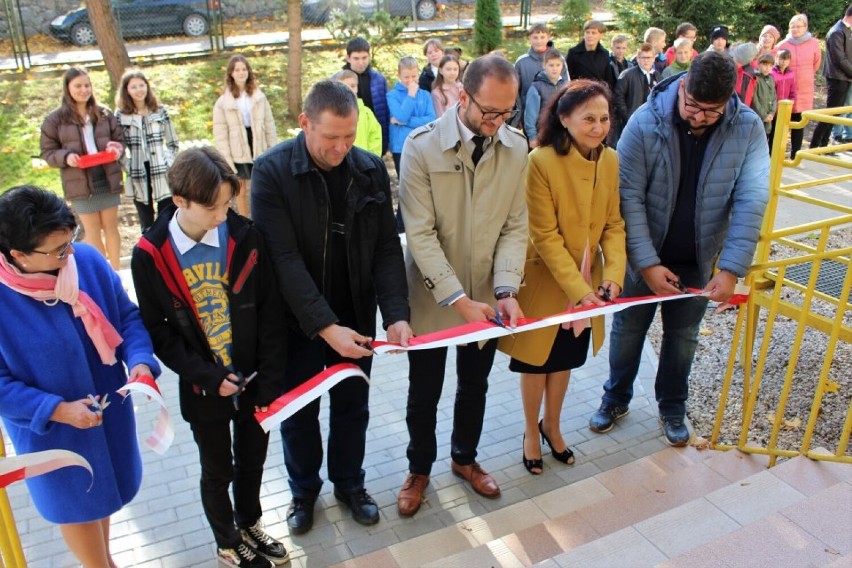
[658,480,851,568]
[522,451,848,568]
[332,446,754,568]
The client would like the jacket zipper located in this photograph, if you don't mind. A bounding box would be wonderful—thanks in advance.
[232,248,258,294]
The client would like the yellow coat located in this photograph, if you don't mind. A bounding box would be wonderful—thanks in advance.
[499,143,626,366]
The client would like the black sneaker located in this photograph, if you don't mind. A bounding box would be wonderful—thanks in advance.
[334,487,380,526]
[240,520,290,565]
[217,542,273,568]
[659,416,690,447]
[588,403,629,433]
[286,497,316,535]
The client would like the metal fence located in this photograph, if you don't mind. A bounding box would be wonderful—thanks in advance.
[1,0,536,72]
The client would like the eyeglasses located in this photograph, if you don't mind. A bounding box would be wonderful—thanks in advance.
[29,226,80,260]
[681,86,725,120]
[467,92,518,122]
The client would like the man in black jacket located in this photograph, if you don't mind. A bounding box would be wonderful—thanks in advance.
[811,5,852,149]
[567,19,617,91]
[251,80,412,535]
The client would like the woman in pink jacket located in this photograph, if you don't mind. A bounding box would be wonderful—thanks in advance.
[776,13,822,158]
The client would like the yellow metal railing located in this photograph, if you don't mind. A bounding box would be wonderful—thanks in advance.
[711,100,852,467]
[0,429,26,568]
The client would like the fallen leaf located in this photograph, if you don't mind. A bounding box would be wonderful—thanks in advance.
[825,548,840,555]
[824,380,840,394]
[766,412,776,427]
[783,417,802,430]
[690,436,711,450]
[699,327,713,336]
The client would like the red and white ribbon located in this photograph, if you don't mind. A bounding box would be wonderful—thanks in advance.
[254,364,369,433]
[371,288,749,354]
[0,450,92,489]
[249,288,750,433]
[117,374,174,455]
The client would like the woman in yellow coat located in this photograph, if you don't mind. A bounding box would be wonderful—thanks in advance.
[498,80,626,474]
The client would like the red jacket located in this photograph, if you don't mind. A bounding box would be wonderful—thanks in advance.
[735,65,756,107]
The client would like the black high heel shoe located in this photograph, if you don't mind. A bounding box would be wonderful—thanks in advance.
[539,420,574,465]
[522,434,543,475]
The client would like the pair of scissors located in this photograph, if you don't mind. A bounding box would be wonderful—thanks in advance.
[597,285,613,303]
[666,277,687,293]
[231,371,258,410]
[488,307,510,330]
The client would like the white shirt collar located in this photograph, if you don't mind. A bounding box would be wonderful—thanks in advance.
[455,109,491,153]
[168,210,221,255]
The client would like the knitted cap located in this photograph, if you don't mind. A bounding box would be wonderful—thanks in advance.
[732,42,758,65]
[760,25,781,43]
[710,24,729,42]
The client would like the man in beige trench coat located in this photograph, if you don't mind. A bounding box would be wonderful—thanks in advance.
[396,55,530,517]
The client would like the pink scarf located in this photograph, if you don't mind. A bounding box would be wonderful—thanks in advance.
[0,253,122,365]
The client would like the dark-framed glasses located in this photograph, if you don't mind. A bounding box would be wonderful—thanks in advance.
[683,100,724,119]
[30,226,80,260]
[468,92,518,121]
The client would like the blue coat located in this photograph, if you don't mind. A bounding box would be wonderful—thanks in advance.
[616,74,770,286]
[387,82,436,154]
[0,244,160,523]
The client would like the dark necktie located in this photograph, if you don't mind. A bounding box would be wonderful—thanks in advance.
[472,135,485,167]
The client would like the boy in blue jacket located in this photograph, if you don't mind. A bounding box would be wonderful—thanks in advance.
[387,55,437,179]
[131,147,288,568]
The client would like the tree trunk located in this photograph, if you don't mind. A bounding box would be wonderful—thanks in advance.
[287,0,303,118]
[87,0,131,91]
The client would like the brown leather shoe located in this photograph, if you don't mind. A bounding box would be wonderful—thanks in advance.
[397,473,429,517]
[451,461,501,498]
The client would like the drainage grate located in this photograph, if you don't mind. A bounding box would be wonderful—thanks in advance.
[782,259,852,302]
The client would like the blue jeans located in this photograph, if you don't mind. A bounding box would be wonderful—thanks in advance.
[831,84,852,140]
[602,267,709,418]
[280,329,371,499]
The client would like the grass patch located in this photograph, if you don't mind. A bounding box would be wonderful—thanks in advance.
[0,34,533,194]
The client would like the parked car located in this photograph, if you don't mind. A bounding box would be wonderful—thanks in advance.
[302,0,442,25]
[49,0,214,47]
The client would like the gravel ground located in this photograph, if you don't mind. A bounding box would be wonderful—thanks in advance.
[647,228,852,453]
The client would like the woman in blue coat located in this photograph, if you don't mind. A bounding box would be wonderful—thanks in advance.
[0,186,159,567]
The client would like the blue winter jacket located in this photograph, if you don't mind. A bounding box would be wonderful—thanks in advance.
[387,82,437,154]
[616,74,770,286]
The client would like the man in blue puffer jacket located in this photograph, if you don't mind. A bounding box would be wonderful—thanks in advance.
[588,51,770,446]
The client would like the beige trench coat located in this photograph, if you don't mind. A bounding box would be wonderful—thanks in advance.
[400,106,529,336]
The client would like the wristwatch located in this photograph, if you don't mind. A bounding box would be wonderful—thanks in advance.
[494,290,518,300]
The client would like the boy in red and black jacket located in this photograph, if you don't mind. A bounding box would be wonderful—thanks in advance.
[131,147,288,568]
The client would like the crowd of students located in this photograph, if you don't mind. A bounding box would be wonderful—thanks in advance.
[3,8,848,567]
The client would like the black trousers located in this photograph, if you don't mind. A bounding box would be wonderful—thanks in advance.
[189,413,269,548]
[769,112,803,157]
[810,78,852,149]
[405,339,498,475]
[134,162,171,233]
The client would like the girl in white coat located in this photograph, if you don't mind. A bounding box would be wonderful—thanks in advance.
[213,55,277,217]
